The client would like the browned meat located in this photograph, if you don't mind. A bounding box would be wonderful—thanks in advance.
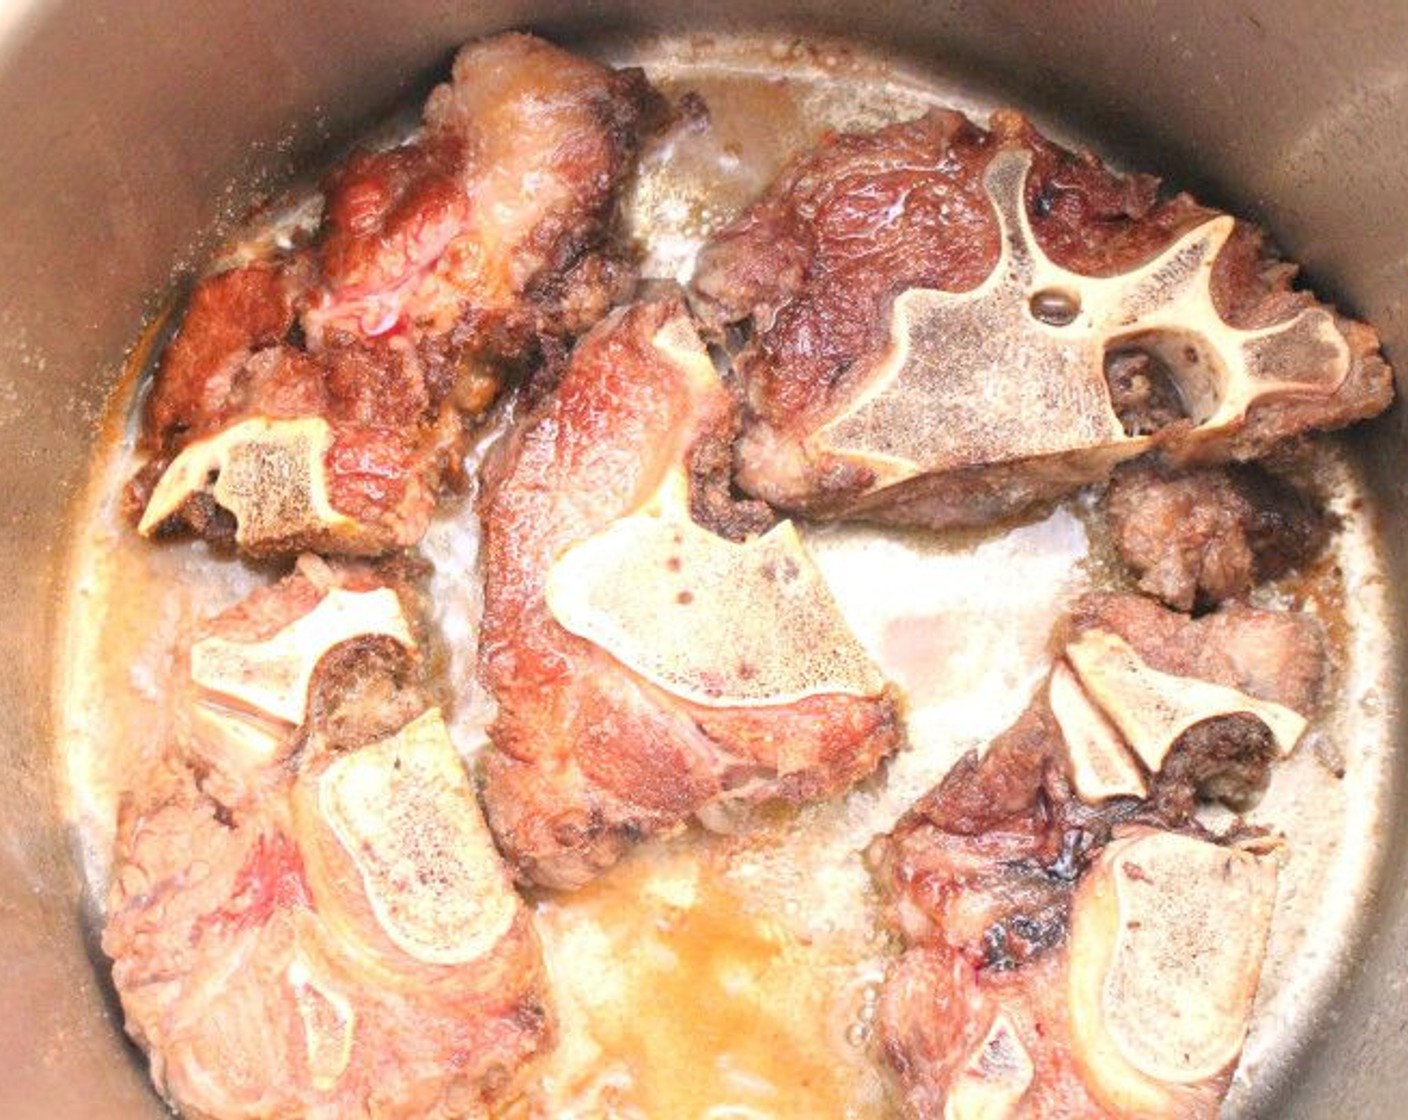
[477,298,901,889]
[1105,460,1331,610]
[307,32,661,357]
[130,33,660,556]
[691,109,1393,528]
[103,560,552,1119]
[869,593,1323,1118]
[129,279,466,555]
[870,715,1116,1119]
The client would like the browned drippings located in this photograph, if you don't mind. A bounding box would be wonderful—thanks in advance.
[533,843,888,1118]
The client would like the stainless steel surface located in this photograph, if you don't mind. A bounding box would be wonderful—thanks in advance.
[1,3,1405,1118]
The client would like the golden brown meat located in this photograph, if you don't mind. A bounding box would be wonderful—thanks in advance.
[478,298,901,890]
[1105,460,1330,610]
[691,109,1393,528]
[103,559,552,1119]
[869,593,1324,1118]
[130,33,661,556]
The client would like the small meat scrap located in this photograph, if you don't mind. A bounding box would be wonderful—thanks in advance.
[1106,460,1331,611]
[477,298,900,890]
[131,33,661,556]
[103,558,551,1119]
[869,592,1325,1118]
[691,109,1393,529]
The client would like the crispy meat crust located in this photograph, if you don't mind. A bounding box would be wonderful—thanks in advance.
[130,33,661,556]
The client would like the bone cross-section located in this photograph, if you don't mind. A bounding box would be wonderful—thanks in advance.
[477,298,900,890]
[820,148,1347,475]
[691,109,1393,529]
[180,555,419,806]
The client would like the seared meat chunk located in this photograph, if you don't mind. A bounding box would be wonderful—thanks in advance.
[871,714,1119,1119]
[871,718,1279,1119]
[691,109,1393,528]
[307,32,659,356]
[131,33,660,556]
[1066,591,1327,715]
[1106,460,1330,610]
[133,290,466,555]
[478,299,900,889]
[103,561,552,1119]
[869,593,1323,1118]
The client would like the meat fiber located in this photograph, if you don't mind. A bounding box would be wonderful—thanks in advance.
[130,33,660,556]
[477,298,901,890]
[691,109,1393,528]
[103,559,551,1119]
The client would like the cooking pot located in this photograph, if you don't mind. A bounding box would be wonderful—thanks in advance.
[1,2,1404,1117]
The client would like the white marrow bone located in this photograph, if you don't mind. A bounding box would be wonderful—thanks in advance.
[286,951,355,1090]
[187,701,286,776]
[313,709,518,966]
[1047,661,1147,802]
[1064,629,1306,772]
[1067,828,1277,1117]
[191,585,414,728]
[943,1012,1035,1120]
[139,416,356,548]
[816,147,1349,489]
[546,468,885,710]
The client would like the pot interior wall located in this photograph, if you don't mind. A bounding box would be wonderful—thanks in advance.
[0,2,1403,1117]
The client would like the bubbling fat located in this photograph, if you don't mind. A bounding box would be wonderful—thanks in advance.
[311,708,519,966]
[1068,829,1279,1117]
[814,147,1350,492]
[139,416,360,551]
[545,468,886,708]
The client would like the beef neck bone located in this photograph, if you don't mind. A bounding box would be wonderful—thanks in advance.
[544,317,886,714]
[189,578,415,770]
[1051,628,1307,804]
[138,416,360,551]
[815,147,1350,493]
